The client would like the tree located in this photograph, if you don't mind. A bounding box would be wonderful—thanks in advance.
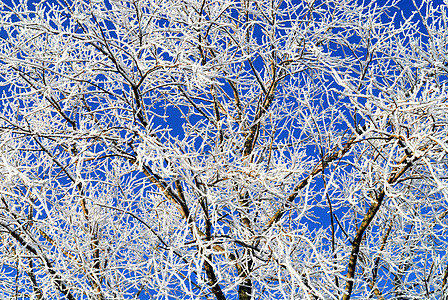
[0,0,448,298]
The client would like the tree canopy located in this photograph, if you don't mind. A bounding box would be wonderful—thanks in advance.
[0,0,448,299]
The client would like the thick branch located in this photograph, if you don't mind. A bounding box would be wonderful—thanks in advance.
[265,135,358,229]
[0,221,76,300]
[342,155,414,300]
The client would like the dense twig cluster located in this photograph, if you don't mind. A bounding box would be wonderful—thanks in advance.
[0,0,448,299]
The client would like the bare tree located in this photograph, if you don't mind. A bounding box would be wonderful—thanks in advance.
[0,0,448,299]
